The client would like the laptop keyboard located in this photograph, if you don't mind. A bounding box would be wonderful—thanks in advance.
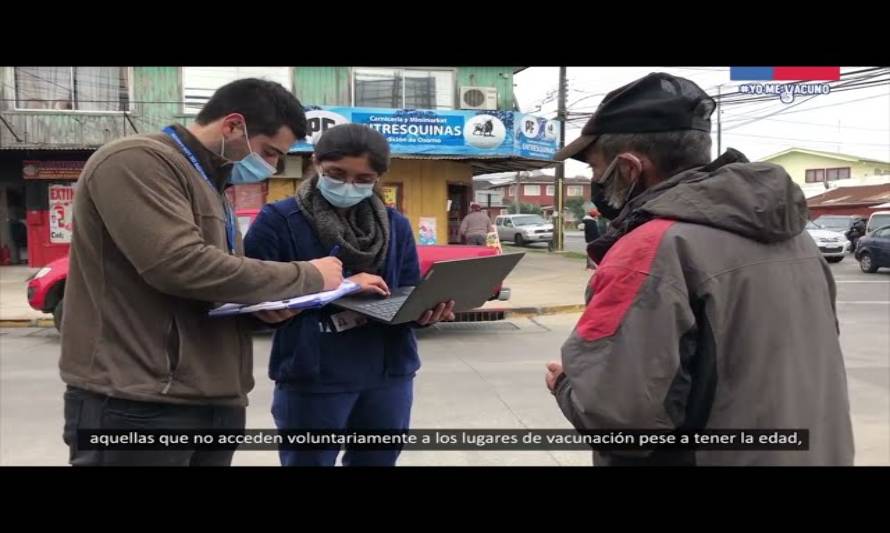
[353,295,410,321]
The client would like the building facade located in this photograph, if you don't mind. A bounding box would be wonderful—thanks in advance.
[478,172,592,221]
[0,66,557,266]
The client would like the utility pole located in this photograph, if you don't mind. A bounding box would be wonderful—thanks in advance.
[554,66,567,252]
[514,171,520,213]
[716,84,722,155]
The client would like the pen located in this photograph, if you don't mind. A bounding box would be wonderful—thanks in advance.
[328,245,350,278]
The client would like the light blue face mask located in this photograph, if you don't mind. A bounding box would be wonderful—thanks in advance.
[317,175,375,208]
[222,121,277,185]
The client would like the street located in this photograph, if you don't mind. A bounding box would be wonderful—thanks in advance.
[564,230,588,254]
[1,259,887,466]
[502,231,590,254]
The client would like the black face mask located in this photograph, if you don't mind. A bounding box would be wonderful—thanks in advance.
[590,180,645,221]
[590,183,622,221]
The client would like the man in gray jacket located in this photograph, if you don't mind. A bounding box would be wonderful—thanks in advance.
[460,203,493,245]
[545,73,854,466]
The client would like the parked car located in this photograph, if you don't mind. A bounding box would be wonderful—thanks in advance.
[866,211,890,234]
[812,214,864,236]
[854,225,890,273]
[805,221,849,263]
[495,214,554,246]
[28,209,511,332]
[26,255,68,331]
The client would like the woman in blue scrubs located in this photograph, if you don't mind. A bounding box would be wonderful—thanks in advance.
[244,124,454,466]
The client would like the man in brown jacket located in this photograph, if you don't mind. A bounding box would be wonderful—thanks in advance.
[61,78,344,466]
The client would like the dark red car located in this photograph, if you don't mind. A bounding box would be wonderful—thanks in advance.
[28,210,509,331]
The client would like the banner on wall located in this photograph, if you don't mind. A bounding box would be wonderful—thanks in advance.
[23,160,85,180]
[48,184,75,243]
[291,106,560,160]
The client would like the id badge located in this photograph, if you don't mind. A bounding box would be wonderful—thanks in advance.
[329,310,369,333]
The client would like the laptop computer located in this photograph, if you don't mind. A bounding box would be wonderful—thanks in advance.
[332,253,524,324]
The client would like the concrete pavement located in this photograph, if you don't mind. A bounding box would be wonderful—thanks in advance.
[0,252,596,324]
[1,259,887,466]
[480,247,591,315]
[0,267,49,326]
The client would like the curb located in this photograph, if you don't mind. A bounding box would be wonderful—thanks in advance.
[502,246,587,261]
[0,318,55,328]
[503,303,586,317]
[0,305,587,329]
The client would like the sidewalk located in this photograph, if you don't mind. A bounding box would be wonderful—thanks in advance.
[0,252,593,325]
[0,266,51,326]
[480,247,591,316]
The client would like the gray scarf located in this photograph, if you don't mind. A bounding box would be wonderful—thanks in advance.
[297,176,390,274]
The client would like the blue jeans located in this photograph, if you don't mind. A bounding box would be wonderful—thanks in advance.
[271,379,413,466]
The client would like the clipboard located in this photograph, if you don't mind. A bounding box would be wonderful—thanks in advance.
[209,280,361,317]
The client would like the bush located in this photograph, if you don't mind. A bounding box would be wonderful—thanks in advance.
[565,197,586,222]
[506,203,543,215]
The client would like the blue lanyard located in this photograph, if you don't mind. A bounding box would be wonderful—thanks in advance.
[163,127,236,254]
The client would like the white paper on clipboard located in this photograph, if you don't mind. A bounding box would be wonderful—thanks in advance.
[209,280,361,317]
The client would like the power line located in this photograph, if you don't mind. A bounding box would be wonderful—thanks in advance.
[722,94,823,131]
[720,108,890,129]
[719,99,792,122]
[563,79,890,124]
[555,69,890,154]
[713,69,890,106]
[722,131,890,147]
[720,96,803,118]
[709,67,890,105]
[721,78,890,106]
[719,115,890,132]
[532,69,736,114]
[760,92,890,116]
[710,67,887,100]
[722,92,890,130]
[561,71,890,124]
[563,72,730,110]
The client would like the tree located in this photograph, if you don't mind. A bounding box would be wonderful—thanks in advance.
[565,197,586,222]
[506,203,543,215]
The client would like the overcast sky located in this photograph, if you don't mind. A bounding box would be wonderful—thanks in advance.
[513,67,890,178]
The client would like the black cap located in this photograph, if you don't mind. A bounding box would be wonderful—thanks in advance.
[555,72,716,162]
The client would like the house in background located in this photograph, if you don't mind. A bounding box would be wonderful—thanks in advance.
[476,171,592,224]
[806,183,890,219]
[760,147,890,199]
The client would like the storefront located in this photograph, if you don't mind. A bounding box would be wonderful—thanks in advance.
[0,156,27,266]
[19,159,85,267]
[224,154,304,212]
[291,106,560,245]
[9,153,301,268]
[5,107,559,267]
